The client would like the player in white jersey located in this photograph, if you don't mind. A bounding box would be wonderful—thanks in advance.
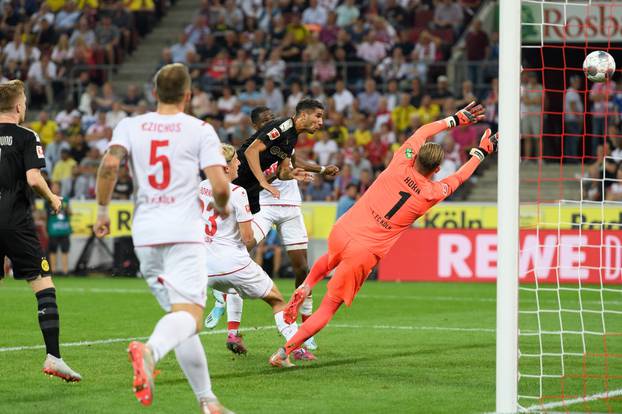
[200,144,316,360]
[204,107,339,353]
[93,64,233,414]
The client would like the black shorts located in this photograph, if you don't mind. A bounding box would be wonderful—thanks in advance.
[0,226,51,280]
[233,177,262,214]
[49,236,70,254]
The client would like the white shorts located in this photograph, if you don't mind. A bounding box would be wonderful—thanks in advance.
[252,205,308,251]
[135,243,208,309]
[208,260,274,299]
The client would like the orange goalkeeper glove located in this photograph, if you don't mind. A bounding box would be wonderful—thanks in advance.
[447,101,486,127]
[469,129,499,161]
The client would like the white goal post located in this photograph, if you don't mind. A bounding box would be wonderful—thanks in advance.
[496,0,521,412]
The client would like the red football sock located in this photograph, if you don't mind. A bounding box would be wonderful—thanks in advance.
[304,254,330,289]
[284,294,342,355]
[301,314,310,322]
[228,321,240,332]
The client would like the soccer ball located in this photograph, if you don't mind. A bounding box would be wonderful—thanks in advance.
[583,51,616,82]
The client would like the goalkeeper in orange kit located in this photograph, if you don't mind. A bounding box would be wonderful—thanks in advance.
[269,102,499,367]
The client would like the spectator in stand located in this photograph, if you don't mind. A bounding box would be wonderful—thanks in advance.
[327,111,349,143]
[36,18,58,50]
[262,78,284,114]
[94,81,116,112]
[52,148,77,191]
[85,111,111,153]
[74,147,100,199]
[112,166,134,200]
[68,133,89,165]
[3,32,27,65]
[105,101,127,129]
[191,84,213,119]
[357,168,373,195]
[126,0,155,37]
[29,111,58,146]
[606,167,622,201]
[223,101,246,137]
[336,0,359,27]
[27,54,57,108]
[78,83,98,115]
[589,77,615,156]
[203,49,230,87]
[69,17,96,48]
[285,81,304,114]
[309,81,327,106]
[356,31,388,65]
[313,130,338,166]
[430,75,454,105]
[366,132,389,172]
[305,174,333,201]
[384,0,409,31]
[302,0,328,26]
[313,49,337,83]
[451,124,479,162]
[348,17,368,45]
[104,1,135,53]
[95,15,120,64]
[217,85,238,114]
[464,19,490,86]
[320,11,339,47]
[375,47,412,83]
[184,15,210,46]
[353,113,373,146]
[411,30,437,83]
[564,75,584,161]
[45,131,71,172]
[55,1,81,33]
[170,33,195,64]
[433,0,464,34]
[416,94,441,125]
[2,3,24,28]
[379,122,396,147]
[374,97,392,131]
[333,79,354,114]
[238,79,265,116]
[336,183,358,219]
[45,182,72,275]
[358,78,382,115]
[261,48,286,82]
[333,163,354,199]
[223,0,244,31]
[347,148,372,179]
[455,80,477,108]
[391,93,416,133]
[229,49,256,86]
[382,79,399,111]
[121,84,143,114]
[55,102,80,131]
[51,34,74,76]
[521,72,543,158]
[484,77,498,130]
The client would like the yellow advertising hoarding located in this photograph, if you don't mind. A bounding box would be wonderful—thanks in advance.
[37,201,622,238]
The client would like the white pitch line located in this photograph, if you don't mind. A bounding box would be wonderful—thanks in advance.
[0,323,494,353]
[524,388,622,412]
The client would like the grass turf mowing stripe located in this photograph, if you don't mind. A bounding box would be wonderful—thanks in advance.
[523,388,622,412]
[0,323,495,352]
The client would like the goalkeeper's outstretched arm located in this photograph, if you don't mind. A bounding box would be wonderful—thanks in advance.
[439,129,499,197]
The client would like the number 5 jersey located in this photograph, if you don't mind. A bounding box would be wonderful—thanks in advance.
[109,112,226,247]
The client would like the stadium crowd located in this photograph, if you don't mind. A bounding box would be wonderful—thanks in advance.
[13,0,503,210]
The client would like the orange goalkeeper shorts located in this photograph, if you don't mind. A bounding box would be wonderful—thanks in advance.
[325,224,379,307]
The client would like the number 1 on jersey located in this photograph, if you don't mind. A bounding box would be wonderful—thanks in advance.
[385,191,411,219]
[148,140,171,190]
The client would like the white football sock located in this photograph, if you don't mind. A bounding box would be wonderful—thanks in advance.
[301,295,313,317]
[274,310,298,340]
[226,294,243,323]
[147,310,196,363]
[175,334,216,401]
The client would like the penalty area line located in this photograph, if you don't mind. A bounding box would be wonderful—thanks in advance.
[523,388,622,412]
[0,323,494,353]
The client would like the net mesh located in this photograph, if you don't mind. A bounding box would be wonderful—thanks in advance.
[518,1,622,412]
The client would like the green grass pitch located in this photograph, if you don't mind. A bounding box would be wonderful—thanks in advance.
[0,277,620,413]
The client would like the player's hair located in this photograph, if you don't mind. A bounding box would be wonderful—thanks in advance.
[250,106,270,125]
[416,142,445,175]
[295,98,324,115]
[0,80,25,113]
[221,144,236,163]
[153,63,191,104]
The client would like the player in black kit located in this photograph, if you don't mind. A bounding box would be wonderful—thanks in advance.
[234,98,325,213]
[0,80,81,382]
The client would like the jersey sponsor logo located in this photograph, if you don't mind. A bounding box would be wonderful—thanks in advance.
[279,119,293,132]
[268,128,280,140]
[405,148,413,159]
[440,183,449,196]
[269,146,288,160]
[36,145,44,159]
[0,136,12,146]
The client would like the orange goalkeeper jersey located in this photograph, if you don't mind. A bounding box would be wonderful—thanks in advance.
[336,119,481,258]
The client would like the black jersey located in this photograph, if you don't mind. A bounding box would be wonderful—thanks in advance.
[0,124,46,229]
[234,117,299,213]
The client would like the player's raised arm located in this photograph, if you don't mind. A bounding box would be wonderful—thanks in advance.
[291,152,340,177]
[244,138,280,199]
[405,101,486,151]
[437,129,499,199]
[94,145,127,237]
